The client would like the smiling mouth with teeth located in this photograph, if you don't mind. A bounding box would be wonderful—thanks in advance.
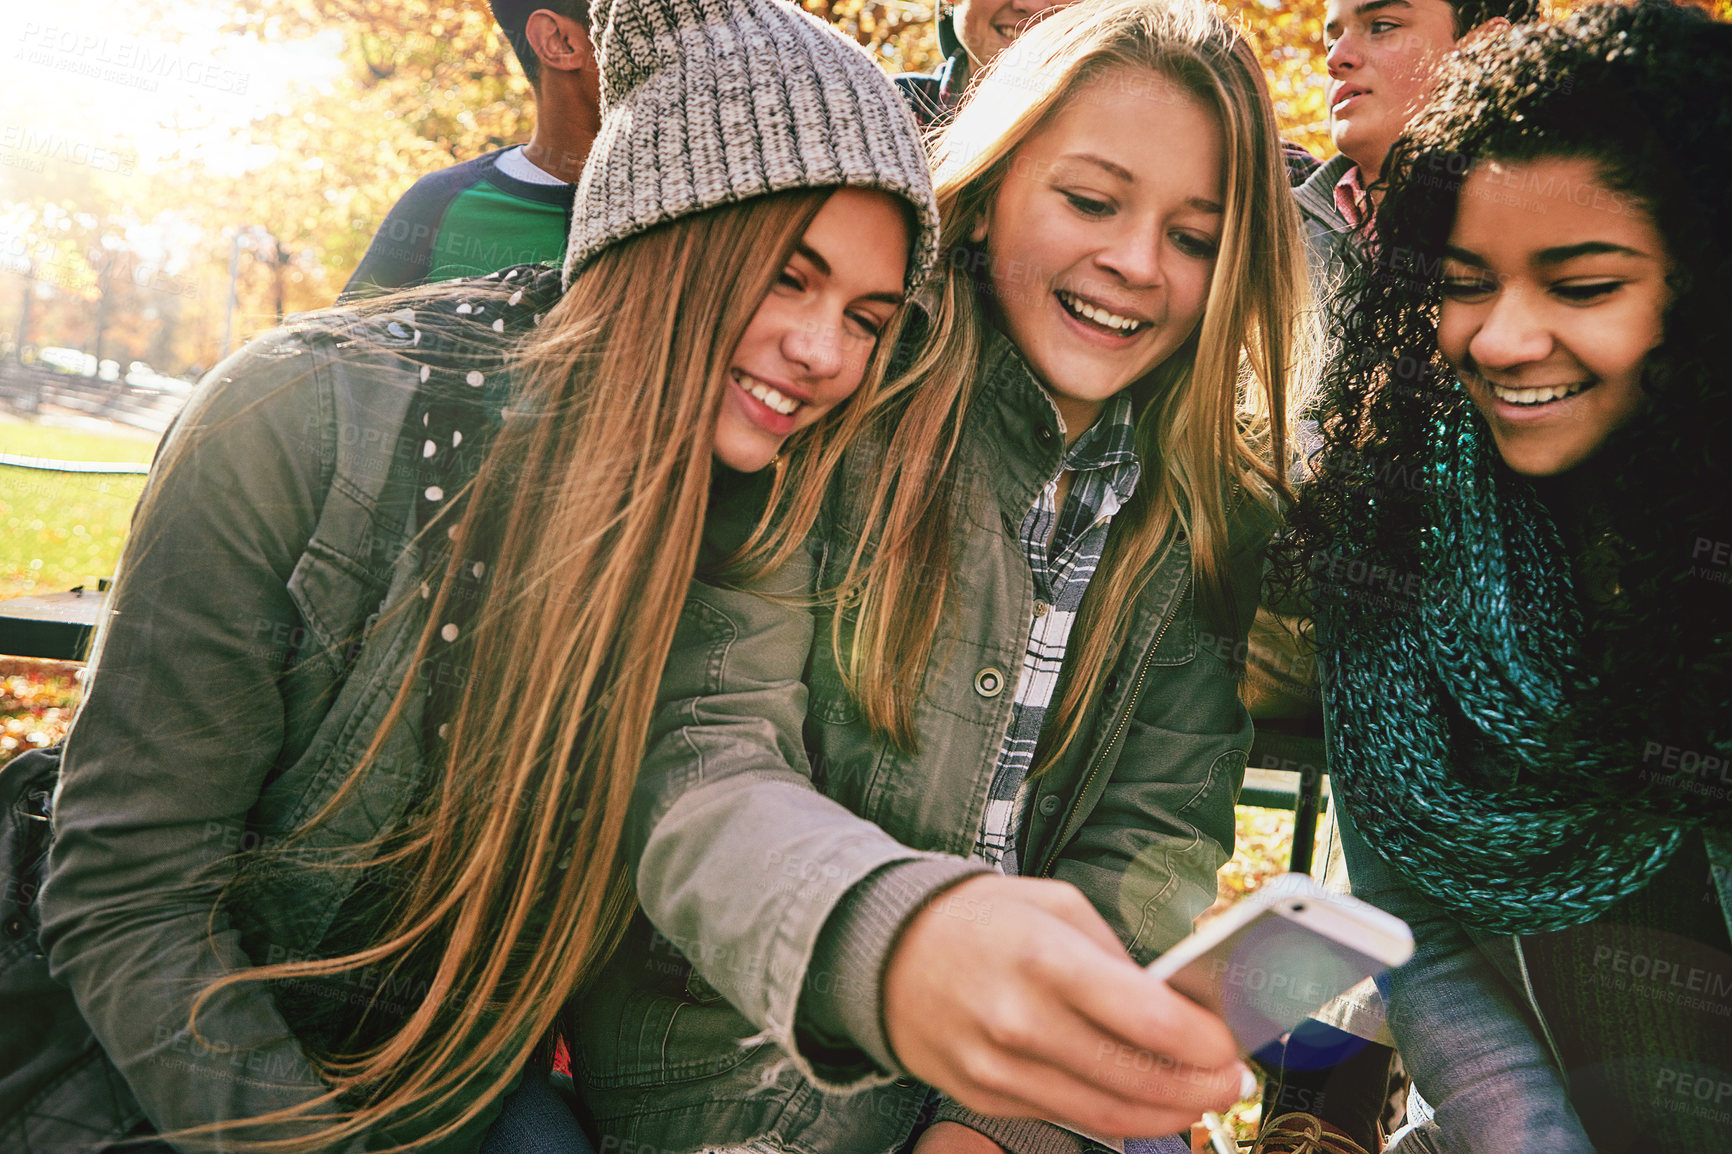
[1057,290,1147,335]
[733,370,802,416]
[1485,378,1595,407]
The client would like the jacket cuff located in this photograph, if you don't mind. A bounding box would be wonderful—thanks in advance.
[929,1103,1120,1154]
[796,857,989,1078]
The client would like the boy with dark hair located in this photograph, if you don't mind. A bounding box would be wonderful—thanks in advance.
[342,2,600,297]
[1296,0,1536,291]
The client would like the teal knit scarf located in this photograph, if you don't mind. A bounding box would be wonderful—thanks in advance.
[1319,397,1691,936]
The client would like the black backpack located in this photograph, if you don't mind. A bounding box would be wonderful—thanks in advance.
[0,743,146,1150]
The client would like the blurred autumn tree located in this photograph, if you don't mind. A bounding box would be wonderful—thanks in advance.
[218,0,1336,304]
[803,0,941,71]
[6,0,1729,373]
[214,0,533,288]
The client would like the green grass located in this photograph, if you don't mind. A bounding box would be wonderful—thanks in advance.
[0,415,160,464]
[0,417,156,599]
[0,465,148,598]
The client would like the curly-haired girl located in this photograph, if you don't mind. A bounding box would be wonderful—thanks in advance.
[1287,2,1732,1149]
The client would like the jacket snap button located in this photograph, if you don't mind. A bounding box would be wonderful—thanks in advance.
[3,916,25,939]
[1038,795,1061,817]
[974,667,1005,698]
[1035,425,1055,446]
[1104,674,1119,696]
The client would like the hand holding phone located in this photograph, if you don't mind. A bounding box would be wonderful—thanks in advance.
[1144,874,1413,1056]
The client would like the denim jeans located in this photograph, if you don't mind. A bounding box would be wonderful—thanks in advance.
[481,1070,594,1154]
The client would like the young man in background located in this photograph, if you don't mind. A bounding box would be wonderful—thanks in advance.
[895,0,1074,127]
[1296,0,1533,293]
[342,1,600,297]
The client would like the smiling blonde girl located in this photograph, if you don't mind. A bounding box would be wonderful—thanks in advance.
[17,0,939,1149]
[572,2,1311,1152]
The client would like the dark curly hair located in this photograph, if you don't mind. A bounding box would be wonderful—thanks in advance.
[1284,0,1732,813]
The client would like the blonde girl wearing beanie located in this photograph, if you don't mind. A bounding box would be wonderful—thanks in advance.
[19,0,939,1150]
[577,1,1311,1151]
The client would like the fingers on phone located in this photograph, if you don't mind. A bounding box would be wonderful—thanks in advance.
[951,958,1241,1121]
[945,1047,1236,1139]
[1059,953,1241,1073]
[1078,1038,1245,1116]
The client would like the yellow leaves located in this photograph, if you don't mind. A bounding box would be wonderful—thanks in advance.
[0,666,81,769]
[1223,0,1333,157]
[801,0,942,72]
[799,0,1334,150]
[1222,804,1302,904]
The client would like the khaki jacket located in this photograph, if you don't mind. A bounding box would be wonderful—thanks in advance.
[32,312,514,1153]
[572,332,1276,1154]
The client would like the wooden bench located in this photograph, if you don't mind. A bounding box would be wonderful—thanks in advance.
[1,585,1333,872]
[0,587,106,662]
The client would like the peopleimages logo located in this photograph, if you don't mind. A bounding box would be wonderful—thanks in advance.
[15,22,251,95]
[0,125,136,176]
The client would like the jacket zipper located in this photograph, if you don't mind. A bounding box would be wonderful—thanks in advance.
[1036,576,1188,877]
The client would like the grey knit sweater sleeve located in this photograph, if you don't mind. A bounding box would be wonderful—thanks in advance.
[928,1107,1118,1154]
[795,858,988,1074]
[799,863,1121,1154]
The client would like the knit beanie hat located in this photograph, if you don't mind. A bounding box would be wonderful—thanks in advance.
[563,0,940,289]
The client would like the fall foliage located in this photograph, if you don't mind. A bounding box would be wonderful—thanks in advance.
[0,0,1728,378]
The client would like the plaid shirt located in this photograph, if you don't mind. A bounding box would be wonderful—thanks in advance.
[975,393,1141,872]
[1333,163,1374,235]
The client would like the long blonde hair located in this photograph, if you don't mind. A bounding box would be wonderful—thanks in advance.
[173,188,913,1151]
[836,0,1309,757]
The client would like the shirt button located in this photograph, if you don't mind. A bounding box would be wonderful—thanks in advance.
[974,667,1006,698]
[1033,600,1049,618]
[1038,795,1061,817]
[1035,425,1056,446]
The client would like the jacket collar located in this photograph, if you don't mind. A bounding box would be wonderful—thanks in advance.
[970,326,1072,521]
[1294,153,1359,235]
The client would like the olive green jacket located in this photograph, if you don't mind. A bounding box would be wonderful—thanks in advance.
[33,313,514,1153]
[571,332,1276,1154]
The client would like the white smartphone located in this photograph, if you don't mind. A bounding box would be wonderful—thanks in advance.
[1144,873,1414,1056]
